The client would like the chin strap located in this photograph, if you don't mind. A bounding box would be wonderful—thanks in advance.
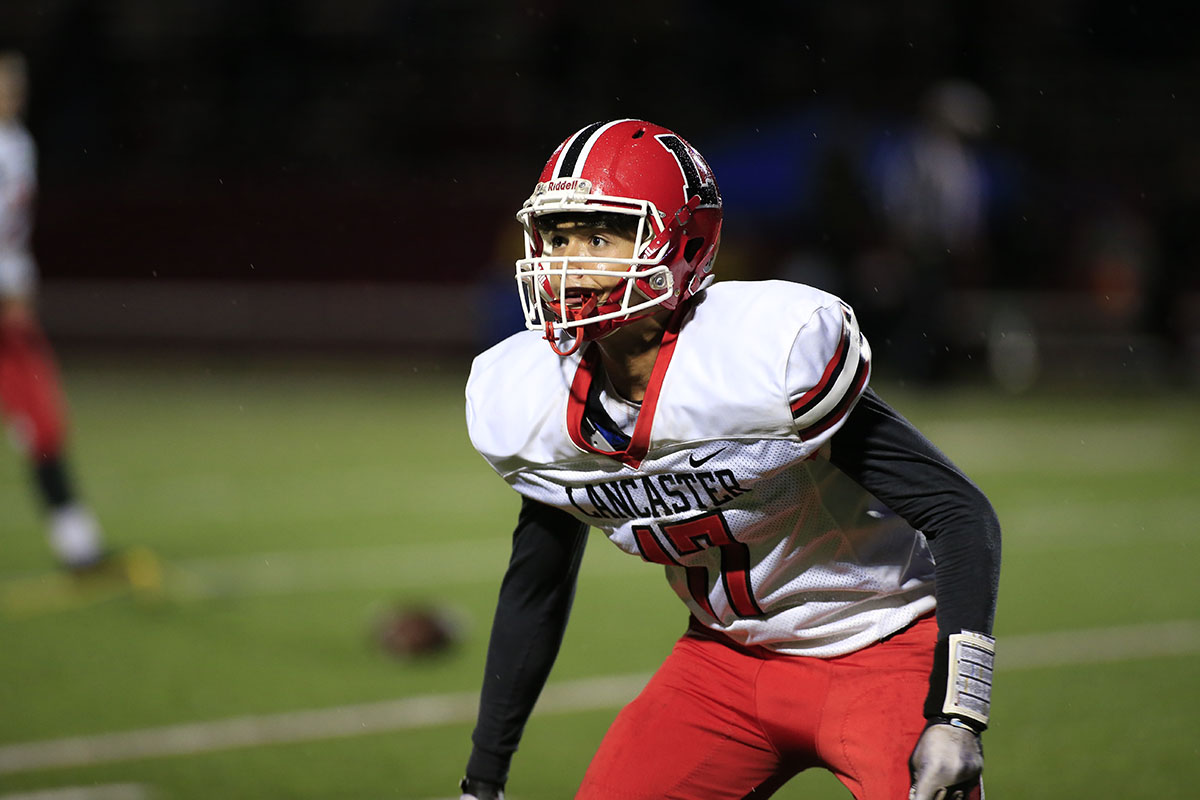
[545,321,583,356]
[544,294,599,356]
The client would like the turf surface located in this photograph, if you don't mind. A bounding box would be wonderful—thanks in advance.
[1,352,1196,798]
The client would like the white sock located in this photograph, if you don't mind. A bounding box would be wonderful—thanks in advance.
[48,504,104,567]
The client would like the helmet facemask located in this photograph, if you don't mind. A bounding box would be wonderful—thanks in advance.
[515,181,687,354]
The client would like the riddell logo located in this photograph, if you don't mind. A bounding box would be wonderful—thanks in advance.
[539,179,589,194]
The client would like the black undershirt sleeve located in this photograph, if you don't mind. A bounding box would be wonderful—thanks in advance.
[464,496,589,787]
[828,387,1001,638]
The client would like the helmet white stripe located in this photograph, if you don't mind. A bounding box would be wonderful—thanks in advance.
[551,123,598,179]
[552,118,635,179]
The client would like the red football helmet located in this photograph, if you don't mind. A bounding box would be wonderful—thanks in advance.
[515,119,722,353]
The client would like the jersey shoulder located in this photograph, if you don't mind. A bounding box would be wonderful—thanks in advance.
[697,280,845,326]
[465,329,578,469]
[647,281,857,444]
[692,281,871,444]
[690,280,861,370]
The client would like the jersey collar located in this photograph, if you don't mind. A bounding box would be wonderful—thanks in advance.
[566,312,683,469]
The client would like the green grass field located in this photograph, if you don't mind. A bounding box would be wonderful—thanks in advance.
[1,351,1197,799]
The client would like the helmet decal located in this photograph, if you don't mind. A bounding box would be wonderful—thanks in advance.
[654,134,721,209]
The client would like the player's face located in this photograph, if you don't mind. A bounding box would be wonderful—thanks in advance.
[540,219,639,309]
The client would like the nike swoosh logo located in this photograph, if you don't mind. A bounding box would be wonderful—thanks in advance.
[688,447,726,468]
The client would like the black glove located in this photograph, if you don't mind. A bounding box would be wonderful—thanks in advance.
[459,776,505,800]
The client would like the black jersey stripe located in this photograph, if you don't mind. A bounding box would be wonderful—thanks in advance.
[554,120,607,179]
[797,349,870,440]
[791,309,853,420]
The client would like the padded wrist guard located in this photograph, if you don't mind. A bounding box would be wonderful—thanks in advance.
[924,631,995,732]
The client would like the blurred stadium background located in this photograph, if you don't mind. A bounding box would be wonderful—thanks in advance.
[6,0,1198,376]
[1,1,1197,798]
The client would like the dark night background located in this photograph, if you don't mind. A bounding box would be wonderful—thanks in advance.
[2,0,1197,380]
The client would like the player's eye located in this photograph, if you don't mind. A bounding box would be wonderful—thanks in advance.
[590,234,609,248]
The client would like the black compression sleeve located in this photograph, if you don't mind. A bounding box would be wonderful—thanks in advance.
[464,497,589,786]
[828,388,1001,637]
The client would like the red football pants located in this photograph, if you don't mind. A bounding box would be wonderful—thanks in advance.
[0,317,67,461]
[578,613,980,799]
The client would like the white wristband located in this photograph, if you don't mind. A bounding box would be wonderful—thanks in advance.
[942,631,995,727]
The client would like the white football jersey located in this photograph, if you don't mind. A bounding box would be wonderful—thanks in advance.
[466,280,936,657]
[0,120,37,296]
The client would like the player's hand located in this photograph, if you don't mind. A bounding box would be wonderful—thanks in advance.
[459,776,505,800]
[908,720,983,800]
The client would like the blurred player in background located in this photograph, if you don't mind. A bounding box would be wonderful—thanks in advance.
[865,79,996,383]
[458,120,1001,799]
[0,50,109,572]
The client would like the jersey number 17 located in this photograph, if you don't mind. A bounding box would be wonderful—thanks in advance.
[632,511,764,619]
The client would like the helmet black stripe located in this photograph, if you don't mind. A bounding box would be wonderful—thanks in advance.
[553,120,607,179]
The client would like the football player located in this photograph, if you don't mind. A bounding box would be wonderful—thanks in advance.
[458,119,1000,799]
[0,50,109,571]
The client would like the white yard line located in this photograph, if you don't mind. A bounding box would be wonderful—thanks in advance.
[999,619,1200,668]
[0,542,646,618]
[0,785,151,800]
[1,620,1197,776]
[924,419,1181,474]
[1,540,645,611]
[0,674,641,776]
